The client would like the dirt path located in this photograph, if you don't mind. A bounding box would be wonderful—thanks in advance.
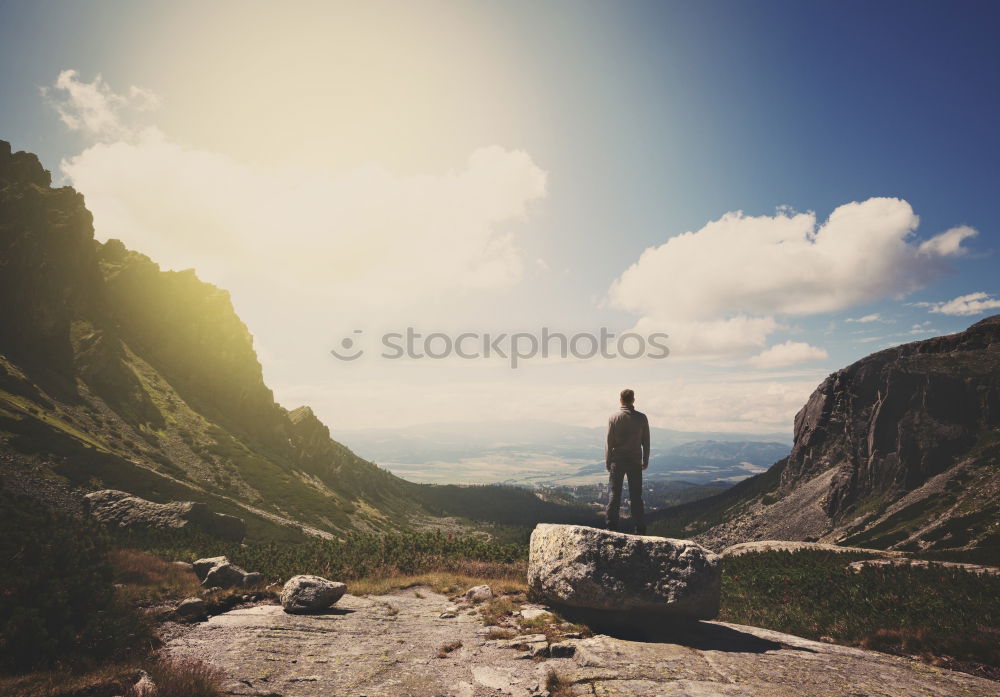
[165,587,999,697]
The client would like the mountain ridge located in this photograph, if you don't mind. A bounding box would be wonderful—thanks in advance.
[0,139,598,540]
[649,315,1000,557]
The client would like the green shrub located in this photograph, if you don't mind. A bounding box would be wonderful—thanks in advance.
[720,550,1000,670]
[106,525,527,583]
[0,486,153,673]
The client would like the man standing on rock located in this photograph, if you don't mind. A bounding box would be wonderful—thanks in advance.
[605,388,650,534]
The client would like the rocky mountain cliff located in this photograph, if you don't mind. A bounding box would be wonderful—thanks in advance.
[649,316,1000,556]
[0,140,596,540]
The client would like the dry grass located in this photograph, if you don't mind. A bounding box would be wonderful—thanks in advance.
[121,658,224,697]
[0,658,224,697]
[110,548,202,604]
[436,640,463,658]
[518,612,592,642]
[479,596,518,626]
[0,663,142,697]
[350,568,527,597]
[485,628,517,640]
[544,669,577,697]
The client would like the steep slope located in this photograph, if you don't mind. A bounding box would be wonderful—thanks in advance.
[0,140,599,540]
[649,317,1000,556]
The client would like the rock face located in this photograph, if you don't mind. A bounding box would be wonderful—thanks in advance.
[528,524,721,620]
[85,489,246,541]
[650,316,1000,554]
[784,315,1000,520]
[280,575,347,614]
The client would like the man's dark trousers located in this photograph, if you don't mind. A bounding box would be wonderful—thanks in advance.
[607,460,645,534]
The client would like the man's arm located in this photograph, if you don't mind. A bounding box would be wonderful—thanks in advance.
[605,418,614,471]
[641,414,650,469]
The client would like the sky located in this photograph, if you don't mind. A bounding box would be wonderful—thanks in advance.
[1,0,998,435]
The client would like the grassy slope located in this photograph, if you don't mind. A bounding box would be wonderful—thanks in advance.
[645,458,788,539]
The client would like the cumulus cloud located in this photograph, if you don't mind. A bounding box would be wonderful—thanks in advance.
[846,313,881,323]
[608,198,975,356]
[748,341,829,369]
[919,292,1000,316]
[60,129,547,311]
[43,70,158,140]
[918,225,977,257]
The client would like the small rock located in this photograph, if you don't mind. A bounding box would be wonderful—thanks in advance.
[464,584,494,603]
[243,571,264,587]
[519,608,552,621]
[440,610,458,619]
[193,556,229,581]
[175,597,207,620]
[171,560,194,571]
[281,574,346,614]
[530,643,550,658]
[203,561,250,589]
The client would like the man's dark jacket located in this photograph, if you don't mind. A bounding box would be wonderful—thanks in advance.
[605,405,650,469]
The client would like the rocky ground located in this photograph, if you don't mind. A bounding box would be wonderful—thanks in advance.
[164,587,999,697]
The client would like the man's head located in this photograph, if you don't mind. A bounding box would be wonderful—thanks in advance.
[620,388,635,406]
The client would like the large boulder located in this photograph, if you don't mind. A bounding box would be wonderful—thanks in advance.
[84,489,245,541]
[528,524,721,620]
[281,575,347,614]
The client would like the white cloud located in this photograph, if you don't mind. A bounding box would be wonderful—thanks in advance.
[846,313,881,323]
[44,70,158,140]
[748,341,829,369]
[61,129,547,312]
[918,225,977,257]
[633,315,779,358]
[920,292,1000,316]
[50,69,547,318]
[280,373,817,434]
[608,198,975,356]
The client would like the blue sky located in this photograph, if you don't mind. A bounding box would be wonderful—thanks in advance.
[1,0,998,433]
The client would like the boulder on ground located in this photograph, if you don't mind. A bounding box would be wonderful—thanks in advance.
[281,575,347,614]
[242,571,264,587]
[528,524,721,620]
[464,585,493,603]
[193,556,229,581]
[84,489,245,541]
[203,560,251,589]
[175,597,207,620]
